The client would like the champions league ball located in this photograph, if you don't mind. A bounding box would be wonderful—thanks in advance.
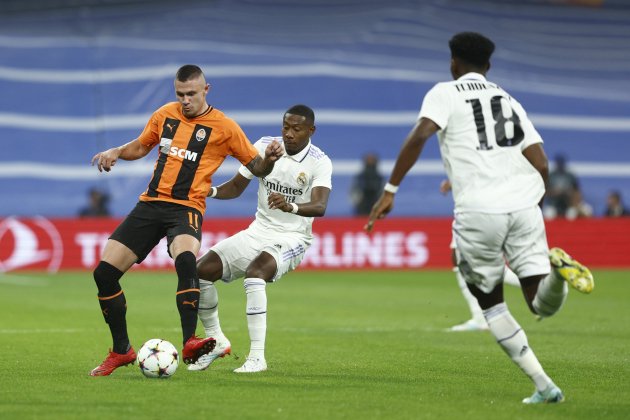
[137,339,179,379]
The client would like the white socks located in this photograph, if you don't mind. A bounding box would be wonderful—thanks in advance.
[455,266,522,324]
[197,280,226,341]
[484,303,553,392]
[533,271,568,318]
[455,267,486,325]
[198,277,268,360]
[244,278,267,360]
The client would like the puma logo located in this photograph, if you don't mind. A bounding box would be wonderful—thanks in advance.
[183,300,198,308]
[102,308,109,316]
[166,123,176,131]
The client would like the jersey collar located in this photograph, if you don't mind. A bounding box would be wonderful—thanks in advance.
[457,72,487,82]
[285,139,312,163]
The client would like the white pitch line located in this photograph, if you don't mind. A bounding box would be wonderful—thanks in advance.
[0,328,84,334]
[0,274,50,286]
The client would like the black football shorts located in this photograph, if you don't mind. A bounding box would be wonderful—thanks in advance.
[109,201,203,263]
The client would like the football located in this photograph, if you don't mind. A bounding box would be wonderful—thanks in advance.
[137,338,179,379]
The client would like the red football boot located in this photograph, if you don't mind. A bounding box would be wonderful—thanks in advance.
[90,347,136,376]
[182,335,216,364]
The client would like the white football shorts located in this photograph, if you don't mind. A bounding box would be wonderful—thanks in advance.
[211,228,309,282]
[452,206,550,293]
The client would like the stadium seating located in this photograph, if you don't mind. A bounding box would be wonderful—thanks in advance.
[1,0,629,217]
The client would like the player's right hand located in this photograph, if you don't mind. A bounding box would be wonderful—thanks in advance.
[91,148,119,172]
[364,192,395,232]
[264,140,284,162]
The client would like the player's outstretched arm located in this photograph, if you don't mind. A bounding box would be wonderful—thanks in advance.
[268,187,330,217]
[365,117,439,232]
[91,139,152,172]
[246,140,284,177]
[208,173,252,200]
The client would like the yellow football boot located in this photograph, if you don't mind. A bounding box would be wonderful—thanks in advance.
[549,247,594,294]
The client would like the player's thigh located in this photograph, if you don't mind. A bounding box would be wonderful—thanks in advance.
[196,249,223,281]
[100,239,139,272]
[109,202,166,264]
[453,212,508,293]
[169,234,201,260]
[504,207,550,278]
[211,230,262,282]
[164,205,203,258]
[257,235,309,282]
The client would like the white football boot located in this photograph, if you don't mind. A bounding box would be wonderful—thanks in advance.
[187,338,231,371]
[233,357,267,373]
[523,384,565,404]
[448,318,489,332]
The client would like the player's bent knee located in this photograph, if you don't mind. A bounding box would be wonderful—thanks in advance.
[245,252,276,281]
[93,261,124,296]
[196,251,223,281]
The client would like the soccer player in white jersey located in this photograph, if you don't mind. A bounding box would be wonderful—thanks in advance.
[188,104,332,373]
[366,32,594,403]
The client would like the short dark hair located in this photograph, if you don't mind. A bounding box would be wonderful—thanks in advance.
[285,104,315,125]
[176,64,203,82]
[449,32,495,68]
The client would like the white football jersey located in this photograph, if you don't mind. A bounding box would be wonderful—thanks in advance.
[239,136,333,242]
[419,72,545,213]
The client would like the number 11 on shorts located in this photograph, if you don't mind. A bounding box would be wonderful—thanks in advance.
[188,212,199,231]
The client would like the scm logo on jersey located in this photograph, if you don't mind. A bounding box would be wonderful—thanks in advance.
[168,146,198,162]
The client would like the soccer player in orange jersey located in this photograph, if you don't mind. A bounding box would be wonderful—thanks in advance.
[89,65,283,376]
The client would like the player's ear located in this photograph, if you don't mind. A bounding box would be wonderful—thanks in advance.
[310,125,316,136]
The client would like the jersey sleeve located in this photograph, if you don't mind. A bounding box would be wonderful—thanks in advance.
[238,138,267,179]
[311,155,333,190]
[418,83,452,130]
[226,119,259,166]
[136,110,161,147]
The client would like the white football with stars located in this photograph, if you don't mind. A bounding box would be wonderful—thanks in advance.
[137,338,179,379]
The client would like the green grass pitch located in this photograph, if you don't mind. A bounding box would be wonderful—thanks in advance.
[0,270,628,419]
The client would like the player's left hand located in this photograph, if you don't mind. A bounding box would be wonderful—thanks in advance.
[364,193,395,232]
[439,179,452,195]
[264,140,284,162]
[268,192,290,212]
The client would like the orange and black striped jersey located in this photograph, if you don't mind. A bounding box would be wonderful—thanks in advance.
[136,102,258,214]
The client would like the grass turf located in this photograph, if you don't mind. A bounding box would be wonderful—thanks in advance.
[0,270,628,419]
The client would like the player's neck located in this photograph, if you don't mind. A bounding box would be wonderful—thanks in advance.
[188,103,211,119]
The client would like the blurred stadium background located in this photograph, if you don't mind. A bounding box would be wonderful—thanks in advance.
[1,0,629,218]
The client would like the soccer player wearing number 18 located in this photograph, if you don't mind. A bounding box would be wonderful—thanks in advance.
[366,32,594,403]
